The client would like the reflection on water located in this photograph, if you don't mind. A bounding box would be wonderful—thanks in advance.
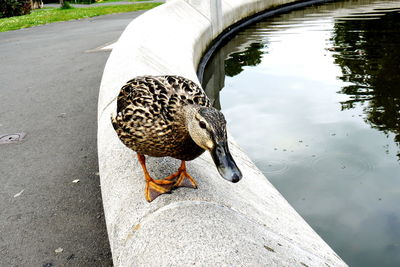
[202,0,400,266]
[225,43,265,77]
[332,9,400,158]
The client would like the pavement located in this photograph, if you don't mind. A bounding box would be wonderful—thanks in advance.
[0,10,148,266]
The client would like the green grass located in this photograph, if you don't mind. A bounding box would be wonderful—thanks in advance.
[95,0,152,3]
[69,0,152,4]
[0,3,161,32]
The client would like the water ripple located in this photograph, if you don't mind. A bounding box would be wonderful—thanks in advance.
[310,153,374,179]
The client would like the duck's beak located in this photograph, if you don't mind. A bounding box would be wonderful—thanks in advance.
[210,141,242,183]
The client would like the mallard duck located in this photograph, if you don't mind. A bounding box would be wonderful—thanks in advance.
[111,75,242,202]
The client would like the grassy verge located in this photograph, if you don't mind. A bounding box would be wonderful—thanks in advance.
[95,0,152,3]
[70,0,152,3]
[0,3,161,32]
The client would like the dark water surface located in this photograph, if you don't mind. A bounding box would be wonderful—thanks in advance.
[203,0,400,266]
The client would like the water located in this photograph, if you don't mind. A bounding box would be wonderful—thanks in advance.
[202,0,400,266]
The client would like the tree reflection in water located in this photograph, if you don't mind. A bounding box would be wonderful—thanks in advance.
[331,10,400,159]
[225,42,265,77]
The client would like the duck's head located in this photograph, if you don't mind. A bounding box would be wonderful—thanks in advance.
[185,106,242,183]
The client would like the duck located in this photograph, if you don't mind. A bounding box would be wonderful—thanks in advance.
[111,75,242,202]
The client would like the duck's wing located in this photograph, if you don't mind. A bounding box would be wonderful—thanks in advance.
[161,75,211,108]
[112,75,211,128]
[116,75,210,118]
[116,77,152,113]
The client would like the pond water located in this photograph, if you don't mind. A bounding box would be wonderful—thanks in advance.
[202,0,400,266]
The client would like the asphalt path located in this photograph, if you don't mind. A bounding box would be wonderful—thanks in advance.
[0,11,147,266]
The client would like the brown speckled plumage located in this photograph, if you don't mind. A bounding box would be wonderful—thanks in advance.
[111,75,211,161]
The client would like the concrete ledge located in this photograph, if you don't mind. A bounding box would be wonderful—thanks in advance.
[98,0,347,266]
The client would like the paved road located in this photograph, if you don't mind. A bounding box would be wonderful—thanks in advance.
[0,11,147,266]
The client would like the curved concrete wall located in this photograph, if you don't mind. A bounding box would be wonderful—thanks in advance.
[98,0,347,266]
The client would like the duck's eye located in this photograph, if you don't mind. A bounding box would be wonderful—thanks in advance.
[199,121,207,129]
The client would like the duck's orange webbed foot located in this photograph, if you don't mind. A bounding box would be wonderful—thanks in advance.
[145,179,174,202]
[138,155,198,202]
[173,161,198,189]
[137,153,175,202]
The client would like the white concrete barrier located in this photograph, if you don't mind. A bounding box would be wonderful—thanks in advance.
[98,0,347,266]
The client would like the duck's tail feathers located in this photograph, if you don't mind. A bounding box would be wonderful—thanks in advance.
[111,112,120,131]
